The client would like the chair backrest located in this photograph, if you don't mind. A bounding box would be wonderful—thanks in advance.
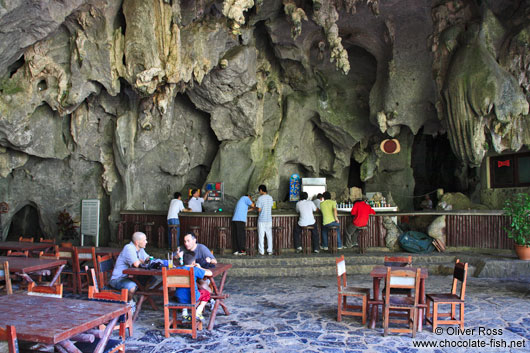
[39,245,60,260]
[58,246,79,272]
[162,267,196,305]
[75,246,97,274]
[6,250,29,257]
[18,236,34,243]
[0,261,13,295]
[96,254,115,290]
[335,255,347,289]
[27,282,63,298]
[384,255,412,267]
[451,259,468,300]
[0,325,18,353]
[385,267,421,306]
[39,238,55,244]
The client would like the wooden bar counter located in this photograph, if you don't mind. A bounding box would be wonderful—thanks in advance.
[120,209,512,251]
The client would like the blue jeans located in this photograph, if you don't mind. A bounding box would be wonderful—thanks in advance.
[168,218,180,249]
[321,222,342,248]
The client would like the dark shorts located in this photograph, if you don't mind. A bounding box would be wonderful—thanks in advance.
[198,288,211,302]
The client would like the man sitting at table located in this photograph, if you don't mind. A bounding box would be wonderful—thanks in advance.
[109,232,151,300]
[180,232,217,268]
[176,250,213,322]
[348,198,376,247]
[293,192,320,253]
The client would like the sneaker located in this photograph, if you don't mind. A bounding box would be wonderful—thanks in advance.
[209,299,216,311]
[196,313,205,321]
[182,314,191,323]
[239,251,246,256]
[322,246,328,251]
[296,247,302,254]
[338,246,343,250]
[267,252,273,256]
[259,252,265,256]
[313,250,319,253]
[233,251,240,255]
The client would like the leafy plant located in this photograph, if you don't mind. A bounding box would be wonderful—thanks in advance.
[503,193,530,246]
[56,209,78,241]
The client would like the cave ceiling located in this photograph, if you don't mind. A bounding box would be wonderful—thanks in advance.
[0,0,528,241]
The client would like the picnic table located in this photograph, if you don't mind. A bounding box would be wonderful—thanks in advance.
[0,295,129,353]
[0,256,66,285]
[123,263,232,330]
[369,265,428,331]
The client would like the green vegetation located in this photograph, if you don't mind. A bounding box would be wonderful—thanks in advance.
[503,193,530,246]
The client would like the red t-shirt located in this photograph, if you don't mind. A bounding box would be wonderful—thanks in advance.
[351,201,376,227]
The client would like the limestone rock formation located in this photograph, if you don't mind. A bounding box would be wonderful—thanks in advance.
[0,0,528,243]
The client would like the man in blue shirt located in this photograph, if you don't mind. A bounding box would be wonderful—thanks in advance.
[175,251,213,321]
[255,184,274,255]
[232,194,255,255]
[110,232,150,300]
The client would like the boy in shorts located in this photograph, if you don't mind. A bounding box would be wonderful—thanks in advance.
[175,250,212,321]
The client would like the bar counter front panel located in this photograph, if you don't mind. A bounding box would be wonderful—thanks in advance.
[119,210,513,250]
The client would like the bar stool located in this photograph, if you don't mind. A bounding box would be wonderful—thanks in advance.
[357,227,368,254]
[328,226,339,254]
[189,225,201,239]
[301,226,314,254]
[217,227,228,256]
[168,224,180,252]
[272,226,284,256]
[245,227,257,256]
[144,222,155,244]
[157,226,165,249]
[117,221,126,244]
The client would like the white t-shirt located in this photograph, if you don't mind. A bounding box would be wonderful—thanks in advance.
[188,197,204,212]
[313,199,321,210]
[296,199,317,227]
[167,199,185,219]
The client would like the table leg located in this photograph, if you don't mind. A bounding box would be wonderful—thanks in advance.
[94,316,119,353]
[50,264,65,286]
[418,278,425,332]
[369,278,381,329]
[207,270,230,330]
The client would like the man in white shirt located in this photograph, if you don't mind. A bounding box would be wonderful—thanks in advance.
[294,192,320,253]
[167,192,190,249]
[188,188,210,212]
[313,193,324,210]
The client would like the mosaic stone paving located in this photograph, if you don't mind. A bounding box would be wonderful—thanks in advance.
[116,275,529,353]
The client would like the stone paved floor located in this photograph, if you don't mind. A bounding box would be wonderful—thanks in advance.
[118,275,529,353]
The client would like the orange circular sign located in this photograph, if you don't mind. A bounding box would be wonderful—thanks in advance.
[380,139,401,154]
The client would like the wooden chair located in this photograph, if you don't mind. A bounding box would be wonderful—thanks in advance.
[27,282,63,298]
[39,245,60,260]
[426,259,468,331]
[383,255,413,296]
[0,261,13,295]
[6,250,29,257]
[335,255,370,324]
[58,246,78,293]
[95,254,115,291]
[75,247,97,293]
[88,285,133,339]
[39,237,55,244]
[0,325,18,353]
[18,236,34,243]
[162,267,203,339]
[383,267,421,337]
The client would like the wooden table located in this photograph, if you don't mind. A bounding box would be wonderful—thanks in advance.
[123,263,232,330]
[0,256,66,285]
[0,295,129,353]
[77,246,122,258]
[0,241,52,253]
[369,265,428,331]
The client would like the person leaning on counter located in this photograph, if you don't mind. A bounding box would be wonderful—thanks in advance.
[188,188,210,212]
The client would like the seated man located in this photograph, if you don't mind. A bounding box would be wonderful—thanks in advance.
[175,250,213,321]
[293,192,320,253]
[348,199,376,247]
[109,231,150,300]
[180,232,217,268]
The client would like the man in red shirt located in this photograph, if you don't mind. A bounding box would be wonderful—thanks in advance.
[347,199,376,247]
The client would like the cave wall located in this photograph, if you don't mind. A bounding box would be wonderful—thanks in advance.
[0,0,528,243]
